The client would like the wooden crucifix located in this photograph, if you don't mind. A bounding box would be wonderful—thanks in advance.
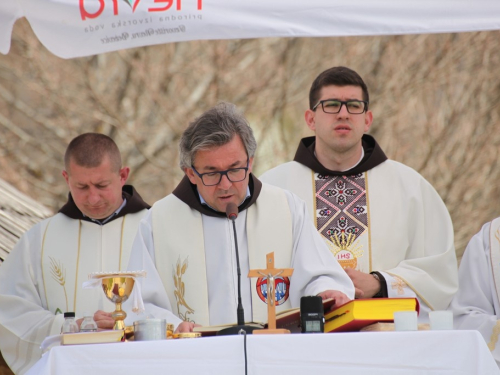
[248,252,294,334]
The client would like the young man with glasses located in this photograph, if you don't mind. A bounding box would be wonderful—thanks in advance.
[261,66,458,323]
[127,102,354,332]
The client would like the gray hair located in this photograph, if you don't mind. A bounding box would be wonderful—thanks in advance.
[179,102,257,170]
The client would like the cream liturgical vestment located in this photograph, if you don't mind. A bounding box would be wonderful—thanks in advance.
[0,186,150,375]
[128,175,354,327]
[450,218,500,368]
[260,136,458,321]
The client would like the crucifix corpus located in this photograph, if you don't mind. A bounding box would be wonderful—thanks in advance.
[248,252,294,334]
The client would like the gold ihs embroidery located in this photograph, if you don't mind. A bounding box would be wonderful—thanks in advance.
[327,232,363,270]
[49,256,68,312]
[173,257,195,322]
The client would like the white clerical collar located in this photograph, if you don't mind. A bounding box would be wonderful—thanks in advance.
[315,147,365,172]
[84,198,127,226]
[199,186,251,212]
[341,147,365,172]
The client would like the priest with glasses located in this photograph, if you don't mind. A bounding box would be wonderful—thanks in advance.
[127,102,354,332]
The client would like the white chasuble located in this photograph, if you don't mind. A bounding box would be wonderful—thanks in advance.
[261,160,457,313]
[41,212,146,315]
[485,218,500,357]
[449,218,500,367]
[151,184,293,326]
[450,219,500,367]
[490,217,500,305]
[0,210,147,375]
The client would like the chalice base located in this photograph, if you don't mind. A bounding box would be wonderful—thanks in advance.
[112,309,127,330]
[114,320,126,330]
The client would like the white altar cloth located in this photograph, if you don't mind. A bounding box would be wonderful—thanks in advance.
[27,330,499,375]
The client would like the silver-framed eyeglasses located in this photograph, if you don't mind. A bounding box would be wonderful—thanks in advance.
[191,160,249,186]
[312,99,368,114]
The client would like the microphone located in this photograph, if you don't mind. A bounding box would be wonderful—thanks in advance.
[226,202,238,221]
[217,203,260,335]
[226,203,245,326]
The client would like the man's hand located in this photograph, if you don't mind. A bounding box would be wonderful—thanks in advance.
[344,268,380,298]
[75,310,115,330]
[93,310,115,330]
[175,321,202,333]
[317,290,351,310]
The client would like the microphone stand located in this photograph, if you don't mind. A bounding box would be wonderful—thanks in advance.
[217,204,261,336]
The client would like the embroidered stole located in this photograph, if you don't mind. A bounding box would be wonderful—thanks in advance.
[490,218,500,304]
[263,161,457,310]
[271,162,372,273]
[312,170,372,273]
[152,184,293,326]
[41,212,146,315]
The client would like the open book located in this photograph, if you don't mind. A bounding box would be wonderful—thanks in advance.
[324,297,419,333]
[193,298,337,336]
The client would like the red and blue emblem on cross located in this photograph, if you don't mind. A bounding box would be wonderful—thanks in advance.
[255,276,290,305]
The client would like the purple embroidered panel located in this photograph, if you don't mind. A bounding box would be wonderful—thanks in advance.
[315,173,368,241]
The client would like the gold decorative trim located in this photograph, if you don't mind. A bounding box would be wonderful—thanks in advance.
[41,217,53,312]
[490,222,500,306]
[390,277,407,295]
[48,256,68,311]
[72,220,82,312]
[119,216,126,270]
[365,171,373,271]
[312,170,318,229]
[488,320,500,351]
[173,257,195,321]
[42,218,82,314]
[385,271,434,309]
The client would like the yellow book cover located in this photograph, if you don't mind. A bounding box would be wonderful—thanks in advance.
[324,298,419,333]
[62,330,125,345]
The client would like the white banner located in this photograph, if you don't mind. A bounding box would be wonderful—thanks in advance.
[2,0,500,59]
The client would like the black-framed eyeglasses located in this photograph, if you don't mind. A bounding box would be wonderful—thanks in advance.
[312,99,368,114]
[191,160,249,186]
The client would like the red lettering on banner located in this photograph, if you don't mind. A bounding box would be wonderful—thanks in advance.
[133,0,141,11]
[80,0,105,20]
[149,0,202,12]
[149,0,174,12]
[112,0,118,15]
[81,0,202,20]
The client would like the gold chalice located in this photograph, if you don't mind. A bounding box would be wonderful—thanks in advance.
[101,276,135,330]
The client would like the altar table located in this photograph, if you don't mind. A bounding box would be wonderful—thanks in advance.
[27,330,499,375]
